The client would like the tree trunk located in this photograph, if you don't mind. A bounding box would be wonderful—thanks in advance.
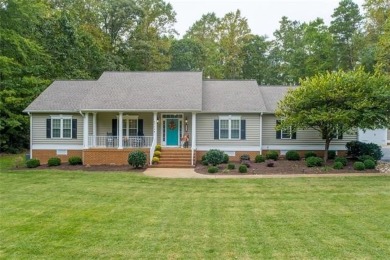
[324,138,331,162]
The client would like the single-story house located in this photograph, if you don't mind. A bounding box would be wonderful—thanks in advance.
[24,71,358,166]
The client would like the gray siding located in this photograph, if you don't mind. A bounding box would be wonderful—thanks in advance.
[32,113,83,145]
[262,114,357,146]
[196,113,260,147]
[96,112,153,136]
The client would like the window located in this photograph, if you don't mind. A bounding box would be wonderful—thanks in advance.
[51,116,72,138]
[276,120,296,140]
[219,116,241,140]
[123,119,138,136]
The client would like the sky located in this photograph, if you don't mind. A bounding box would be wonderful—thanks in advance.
[167,0,365,38]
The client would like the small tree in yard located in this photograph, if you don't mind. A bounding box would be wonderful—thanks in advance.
[276,69,390,162]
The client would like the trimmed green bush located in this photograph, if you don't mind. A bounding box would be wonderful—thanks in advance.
[333,162,344,169]
[285,150,300,161]
[266,151,279,160]
[205,149,225,166]
[240,154,250,161]
[208,166,219,173]
[238,164,247,173]
[346,141,383,160]
[48,157,61,166]
[328,150,336,160]
[155,145,162,151]
[304,151,317,159]
[68,156,82,165]
[358,155,376,164]
[152,157,159,164]
[201,160,208,166]
[26,159,40,168]
[334,157,348,166]
[363,159,376,169]
[255,154,265,163]
[306,157,324,167]
[153,151,161,157]
[227,163,235,170]
[128,150,147,168]
[353,161,365,171]
[223,153,229,164]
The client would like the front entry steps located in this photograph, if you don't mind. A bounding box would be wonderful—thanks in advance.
[153,148,194,168]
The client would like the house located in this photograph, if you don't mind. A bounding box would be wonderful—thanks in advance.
[24,71,358,166]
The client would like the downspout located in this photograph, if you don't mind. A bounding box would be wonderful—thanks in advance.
[28,112,32,159]
[259,112,263,155]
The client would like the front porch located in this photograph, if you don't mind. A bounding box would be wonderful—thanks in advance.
[82,111,197,166]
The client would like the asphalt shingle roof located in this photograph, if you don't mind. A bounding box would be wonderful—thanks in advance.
[202,80,266,112]
[259,86,295,112]
[24,81,95,112]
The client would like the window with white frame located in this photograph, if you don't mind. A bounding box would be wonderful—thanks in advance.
[219,116,240,140]
[281,126,292,139]
[51,116,72,138]
[121,116,138,136]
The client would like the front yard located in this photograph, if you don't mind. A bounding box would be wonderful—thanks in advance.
[1,155,390,258]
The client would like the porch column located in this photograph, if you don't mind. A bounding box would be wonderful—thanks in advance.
[83,112,89,149]
[118,112,123,149]
[153,112,158,144]
[191,112,196,165]
[259,112,263,154]
[92,112,97,147]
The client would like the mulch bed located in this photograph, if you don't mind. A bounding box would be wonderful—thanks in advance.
[22,164,146,172]
[195,159,379,175]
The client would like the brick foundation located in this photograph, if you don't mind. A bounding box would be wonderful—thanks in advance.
[83,148,150,165]
[32,150,83,164]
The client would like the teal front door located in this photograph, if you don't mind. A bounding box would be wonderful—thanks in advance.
[166,119,179,146]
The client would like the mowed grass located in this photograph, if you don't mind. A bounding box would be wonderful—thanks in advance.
[1,155,390,259]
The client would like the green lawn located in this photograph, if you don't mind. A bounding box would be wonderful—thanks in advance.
[1,155,390,259]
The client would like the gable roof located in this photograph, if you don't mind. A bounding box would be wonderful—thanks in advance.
[82,71,203,111]
[259,86,294,112]
[24,80,95,112]
[202,80,266,112]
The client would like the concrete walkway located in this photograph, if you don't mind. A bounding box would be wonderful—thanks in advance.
[143,168,389,179]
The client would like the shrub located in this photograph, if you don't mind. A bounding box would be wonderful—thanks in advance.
[266,150,279,160]
[201,160,208,166]
[208,166,219,173]
[48,157,61,166]
[128,150,147,168]
[223,153,229,164]
[346,141,383,160]
[306,157,323,167]
[353,161,365,171]
[358,155,376,164]
[227,163,235,170]
[241,160,251,168]
[266,160,275,167]
[334,157,348,166]
[26,159,40,168]
[205,149,225,166]
[240,154,250,161]
[304,151,317,159]
[328,150,336,160]
[333,162,344,169]
[68,156,82,165]
[155,145,162,151]
[239,164,247,173]
[255,154,265,163]
[363,159,376,169]
[153,151,161,158]
[285,150,300,161]
[201,154,207,162]
[152,157,160,164]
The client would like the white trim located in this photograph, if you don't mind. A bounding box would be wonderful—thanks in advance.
[160,113,184,147]
[83,113,89,148]
[29,113,33,159]
[118,112,123,149]
[259,113,263,154]
[219,115,241,140]
[92,113,97,147]
[262,145,347,150]
[32,144,84,150]
[196,145,260,151]
[191,112,196,165]
[51,115,73,139]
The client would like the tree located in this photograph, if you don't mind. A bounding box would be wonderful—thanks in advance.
[170,38,205,71]
[275,69,390,161]
[330,0,363,70]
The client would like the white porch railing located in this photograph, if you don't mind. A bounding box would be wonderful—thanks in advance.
[88,136,153,148]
